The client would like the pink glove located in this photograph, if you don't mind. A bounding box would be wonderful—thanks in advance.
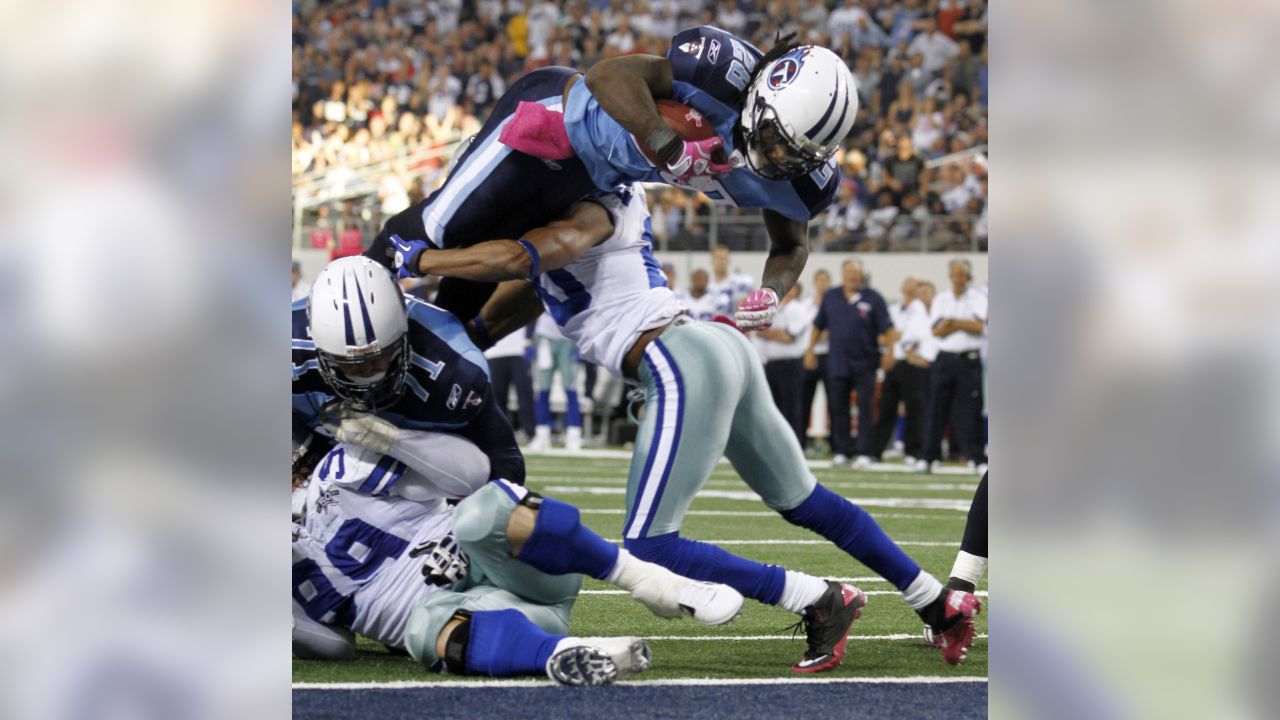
[735,288,779,330]
[666,136,735,184]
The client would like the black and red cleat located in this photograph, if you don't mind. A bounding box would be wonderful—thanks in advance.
[931,589,982,665]
[790,582,867,673]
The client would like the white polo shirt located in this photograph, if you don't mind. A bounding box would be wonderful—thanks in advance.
[930,286,988,354]
[758,300,814,362]
[889,298,930,361]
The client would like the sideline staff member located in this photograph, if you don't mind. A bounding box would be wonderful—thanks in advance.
[921,259,988,471]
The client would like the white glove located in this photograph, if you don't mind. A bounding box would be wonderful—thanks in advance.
[322,405,399,455]
[734,287,779,330]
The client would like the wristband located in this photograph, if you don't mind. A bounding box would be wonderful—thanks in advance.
[645,126,682,166]
[470,315,495,351]
[515,239,541,279]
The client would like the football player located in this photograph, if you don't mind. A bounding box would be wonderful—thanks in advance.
[292,256,523,484]
[292,423,743,685]
[393,185,982,669]
[924,471,988,652]
[367,25,855,329]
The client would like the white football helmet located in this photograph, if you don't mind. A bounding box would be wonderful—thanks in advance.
[739,45,858,180]
[307,257,410,411]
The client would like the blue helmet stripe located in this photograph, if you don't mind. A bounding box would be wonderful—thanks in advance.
[342,274,356,346]
[816,76,851,147]
[804,77,841,142]
[354,277,377,343]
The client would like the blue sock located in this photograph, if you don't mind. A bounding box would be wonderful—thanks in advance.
[464,609,565,677]
[564,390,582,427]
[624,532,786,605]
[781,483,921,590]
[517,496,619,579]
[534,390,551,427]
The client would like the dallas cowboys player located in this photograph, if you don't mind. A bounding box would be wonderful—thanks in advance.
[394,185,982,670]
[370,25,855,329]
[292,256,523,484]
[292,420,744,684]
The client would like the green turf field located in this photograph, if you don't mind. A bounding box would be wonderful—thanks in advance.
[292,453,987,683]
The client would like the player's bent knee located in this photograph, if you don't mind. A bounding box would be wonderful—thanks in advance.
[451,484,507,544]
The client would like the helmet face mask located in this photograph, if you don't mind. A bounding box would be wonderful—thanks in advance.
[306,256,412,414]
[316,336,410,413]
[738,45,857,181]
[741,100,829,180]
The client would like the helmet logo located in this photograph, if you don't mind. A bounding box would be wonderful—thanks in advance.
[768,57,801,90]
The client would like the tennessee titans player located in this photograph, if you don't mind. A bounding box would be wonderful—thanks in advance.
[371,26,856,330]
[293,257,524,484]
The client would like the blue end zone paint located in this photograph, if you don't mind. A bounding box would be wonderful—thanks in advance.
[292,682,987,720]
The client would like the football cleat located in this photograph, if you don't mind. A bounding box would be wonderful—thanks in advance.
[545,637,651,686]
[922,624,942,648]
[627,559,744,626]
[929,589,982,665]
[791,581,867,673]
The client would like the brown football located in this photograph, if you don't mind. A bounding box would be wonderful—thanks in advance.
[638,100,728,167]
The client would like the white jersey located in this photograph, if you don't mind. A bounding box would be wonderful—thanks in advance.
[292,443,453,649]
[707,271,755,316]
[533,186,683,377]
[684,291,720,321]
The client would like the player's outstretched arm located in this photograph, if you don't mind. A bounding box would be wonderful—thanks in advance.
[413,201,615,282]
[759,209,810,298]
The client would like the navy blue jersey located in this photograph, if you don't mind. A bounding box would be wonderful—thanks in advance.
[563,25,840,221]
[292,296,524,483]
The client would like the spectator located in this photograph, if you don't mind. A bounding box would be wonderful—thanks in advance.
[465,60,506,117]
[908,17,960,74]
[684,268,719,321]
[919,259,988,472]
[805,259,890,468]
[873,276,930,463]
[484,324,538,441]
[292,261,311,302]
[707,244,755,317]
[800,267,832,453]
[754,284,813,445]
[529,313,584,453]
[882,135,926,202]
[716,0,748,37]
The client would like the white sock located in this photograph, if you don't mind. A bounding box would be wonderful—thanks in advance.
[949,551,987,587]
[604,549,645,590]
[901,571,945,611]
[778,571,830,614]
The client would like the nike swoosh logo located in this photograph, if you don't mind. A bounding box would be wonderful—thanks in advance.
[795,655,832,668]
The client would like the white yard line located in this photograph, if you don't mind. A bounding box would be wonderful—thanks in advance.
[578,589,988,598]
[541,477,976,492]
[541,486,972,511]
[294,675,988,690]
[578,508,961,520]
[600,538,960,547]
[526,450,982,475]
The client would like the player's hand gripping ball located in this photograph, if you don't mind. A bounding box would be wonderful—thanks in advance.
[640,101,736,185]
[735,287,779,330]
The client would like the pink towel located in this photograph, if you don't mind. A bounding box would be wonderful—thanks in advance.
[498,101,575,160]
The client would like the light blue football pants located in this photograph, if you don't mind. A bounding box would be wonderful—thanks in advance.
[402,481,583,670]
[623,320,818,541]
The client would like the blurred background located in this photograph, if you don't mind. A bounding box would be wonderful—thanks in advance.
[290,0,990,257]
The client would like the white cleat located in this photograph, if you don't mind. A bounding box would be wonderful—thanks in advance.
[546,637,651,686]
[831,454,849,467]
[628,565,744,625]
[852,455,873,470]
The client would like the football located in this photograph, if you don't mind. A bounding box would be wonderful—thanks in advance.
[637,100,728,167]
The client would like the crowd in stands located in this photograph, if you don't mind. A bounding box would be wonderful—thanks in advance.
[293,0,988,254]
